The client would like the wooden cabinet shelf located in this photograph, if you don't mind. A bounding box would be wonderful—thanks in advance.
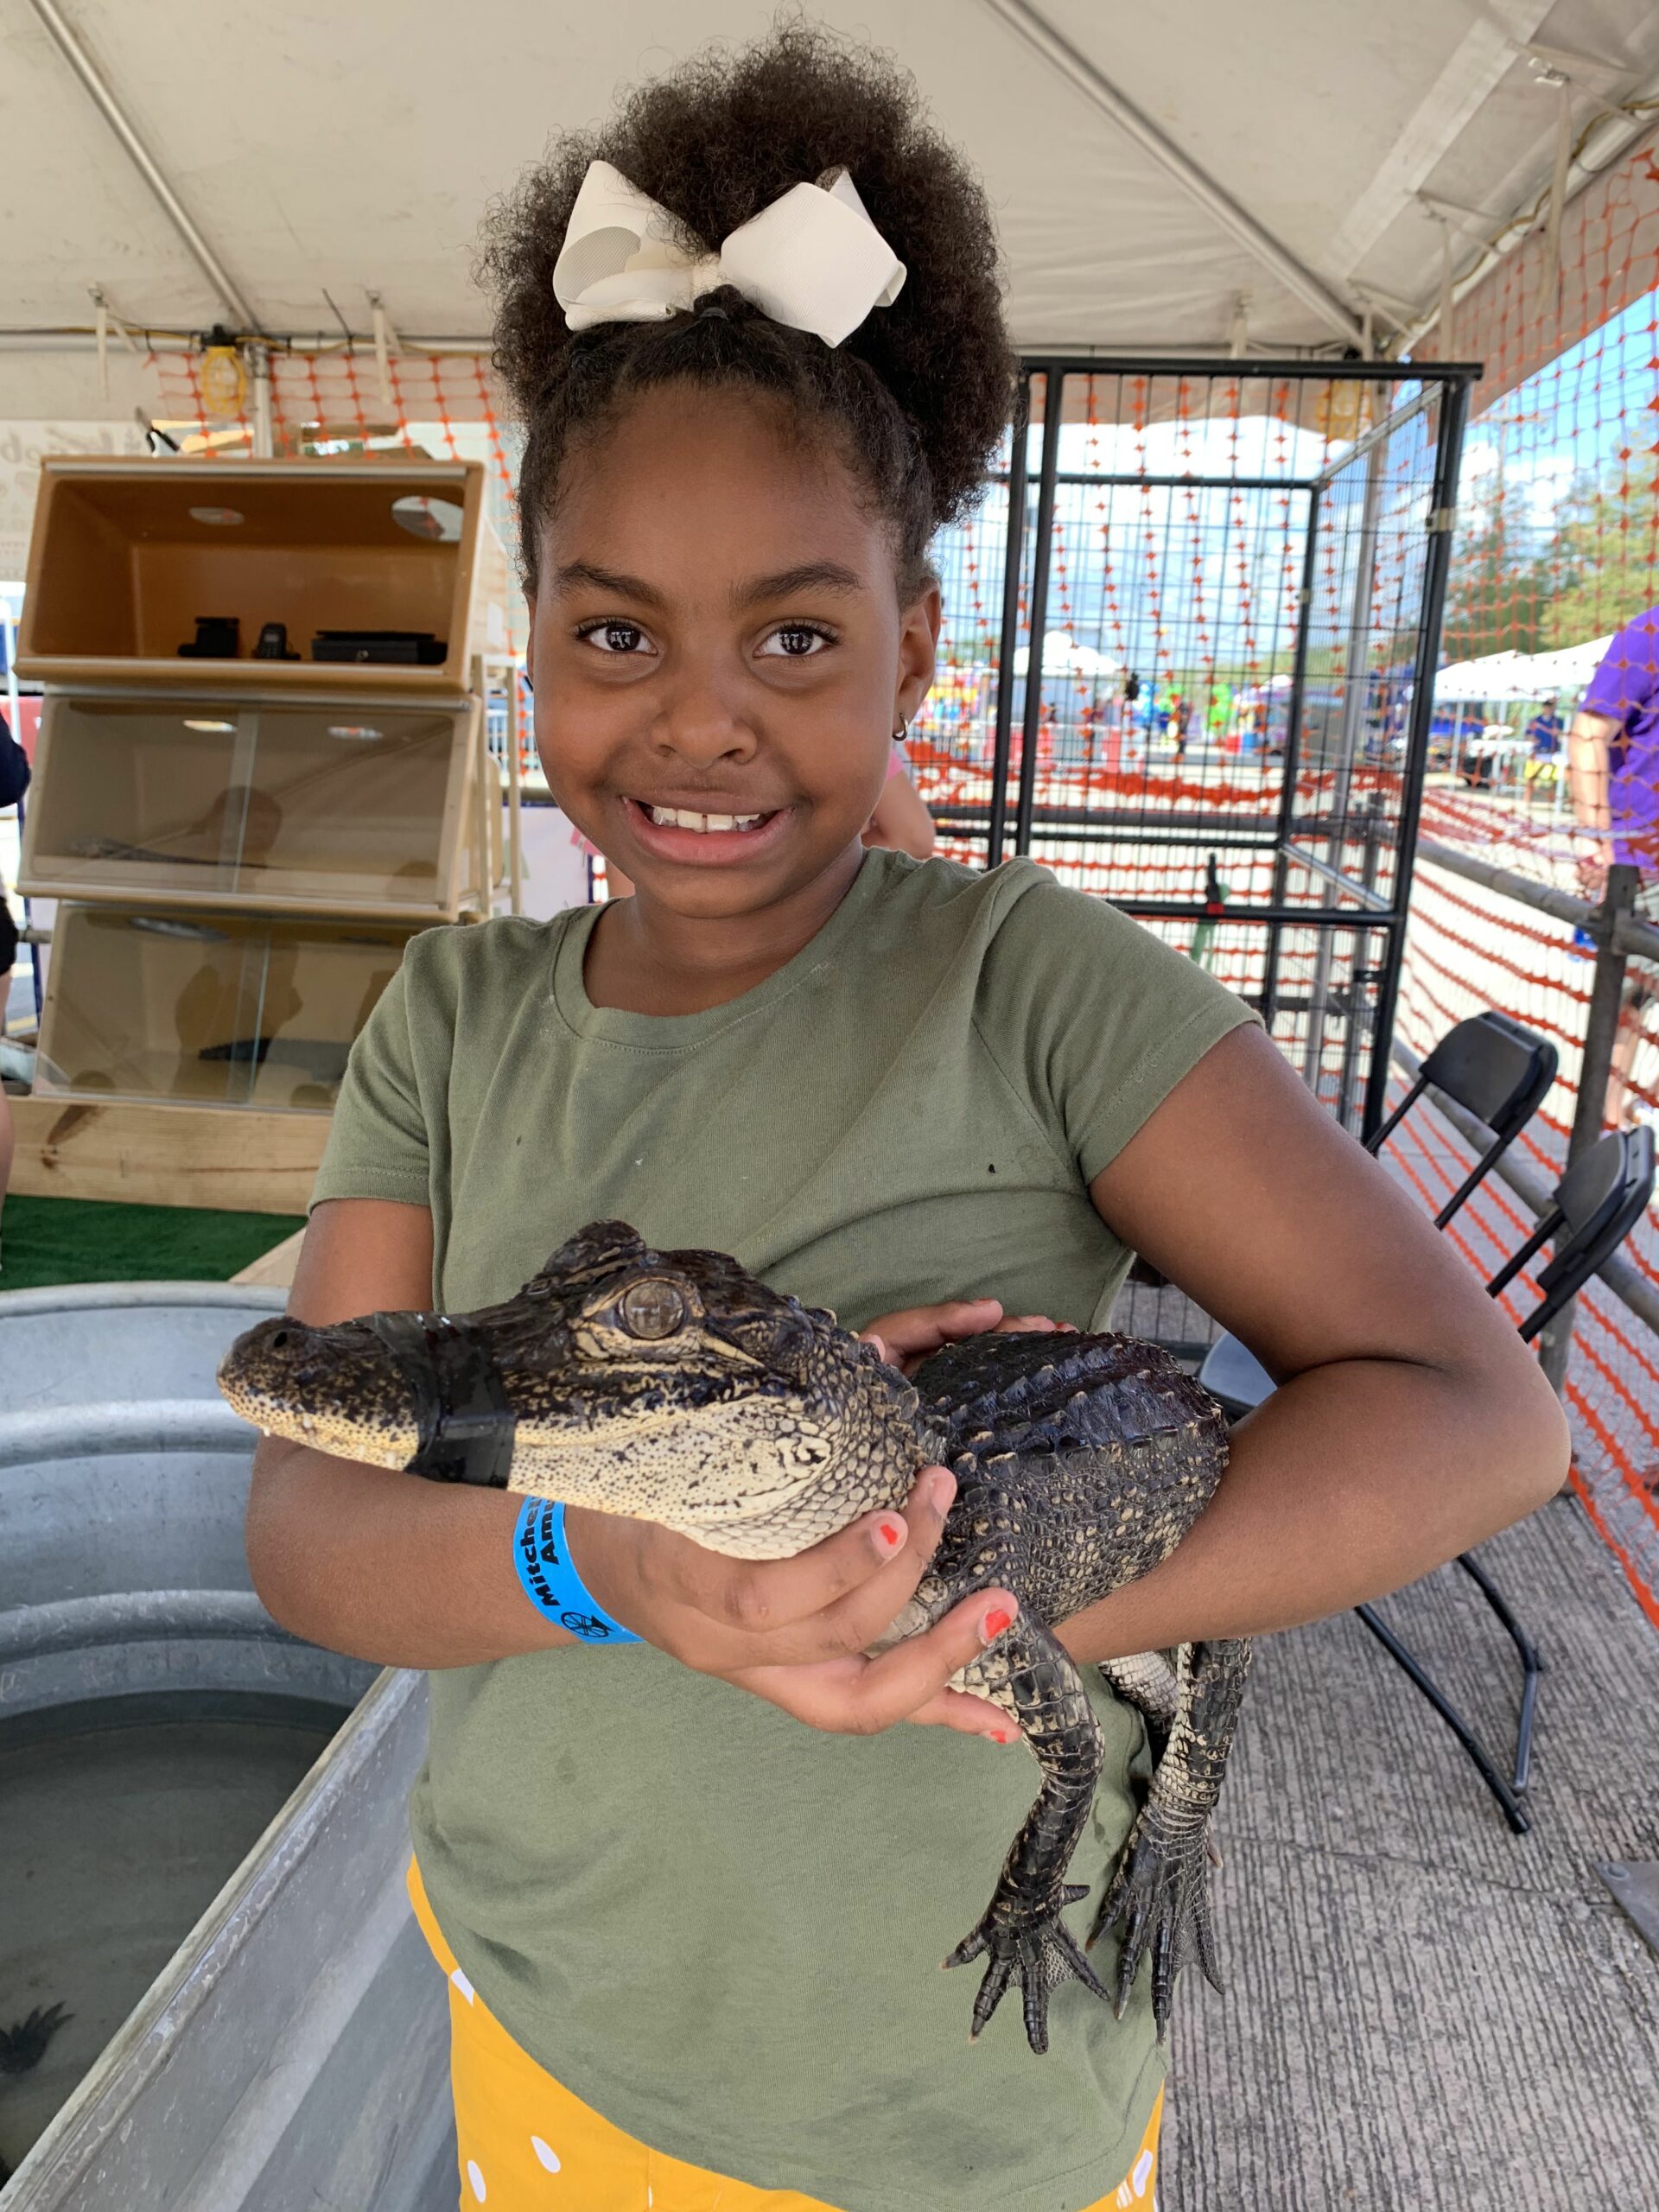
[34,905,417,1113]
[20,690,490,920]
[16,456,505,695]
[14,453,517,1198]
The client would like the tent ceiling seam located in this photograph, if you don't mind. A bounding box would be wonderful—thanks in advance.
[1328,0,1556,277]
[975,0,1366,346]
[1396,81,1659,359]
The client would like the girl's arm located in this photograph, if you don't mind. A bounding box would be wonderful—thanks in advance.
[244,1198,1016,1738]
[1567,708,1618,891]
[1058,1025,1569,1667]
[243,1197,555,1666]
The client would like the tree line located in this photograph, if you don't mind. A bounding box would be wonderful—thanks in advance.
[1441,464,1659,659]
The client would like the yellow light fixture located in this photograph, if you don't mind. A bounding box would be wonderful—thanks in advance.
[198,345,248,420]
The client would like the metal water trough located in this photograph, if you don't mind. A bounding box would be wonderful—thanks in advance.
[0,1283,451,2209]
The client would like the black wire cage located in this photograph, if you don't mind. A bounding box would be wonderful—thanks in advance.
[913,357,1477,1146]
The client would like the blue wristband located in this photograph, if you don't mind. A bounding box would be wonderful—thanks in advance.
[513,1497,641,1644]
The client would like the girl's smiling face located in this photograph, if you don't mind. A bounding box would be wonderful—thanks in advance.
[526,382,940,925]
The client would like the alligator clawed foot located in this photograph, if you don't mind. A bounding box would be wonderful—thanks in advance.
[944,1883,1108,2053]
[1087,1802,1221,2038]
[0,2000,73,2077]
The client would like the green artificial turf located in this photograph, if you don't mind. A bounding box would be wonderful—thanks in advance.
[0,1196,304,1293]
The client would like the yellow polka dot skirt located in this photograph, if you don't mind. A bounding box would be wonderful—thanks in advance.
[409,1859,1162,2211]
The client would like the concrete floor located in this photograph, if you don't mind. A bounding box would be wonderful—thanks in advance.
[1160,1489,1659,2210]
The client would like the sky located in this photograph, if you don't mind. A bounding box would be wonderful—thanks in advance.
[918,299,1659,682]
[1459,281,1659,559]
[928,407,1428,679]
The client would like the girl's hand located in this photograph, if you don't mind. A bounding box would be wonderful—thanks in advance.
[859,1296,1077,1376]
[565,1472,1019,1743]
[1575,836,1613,899]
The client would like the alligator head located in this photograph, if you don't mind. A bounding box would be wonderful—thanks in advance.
[218,1221,926,1554]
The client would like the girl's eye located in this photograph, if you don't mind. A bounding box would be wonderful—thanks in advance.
[759,623,836,659]
[575,619,652,656]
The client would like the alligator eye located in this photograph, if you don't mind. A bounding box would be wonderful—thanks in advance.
[620,1278,686,1340]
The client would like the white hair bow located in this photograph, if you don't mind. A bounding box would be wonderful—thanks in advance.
[554,159,906,349]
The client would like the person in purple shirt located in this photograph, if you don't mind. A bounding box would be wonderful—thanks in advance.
[1570,611,1659,1124]
[1573,608,1659,884]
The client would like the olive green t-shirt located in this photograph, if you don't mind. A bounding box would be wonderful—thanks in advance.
[312,849,1256,2212]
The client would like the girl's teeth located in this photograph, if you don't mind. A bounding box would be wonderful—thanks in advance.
[645,805,766,832]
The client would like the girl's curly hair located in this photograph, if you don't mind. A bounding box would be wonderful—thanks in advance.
[479,20,1016,599]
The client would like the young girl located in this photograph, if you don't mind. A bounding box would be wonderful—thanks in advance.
[247,29,1566,2212]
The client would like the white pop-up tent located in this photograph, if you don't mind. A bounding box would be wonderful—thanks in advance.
[1012,630,1120,679]
[6,0,1659,423]
[1434,651,1536,702]
[1433,635,1612,702]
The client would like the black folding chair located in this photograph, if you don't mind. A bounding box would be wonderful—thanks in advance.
[1200,1011,1559,1405]
[1204,1122,1656,1834]
[1370,1009,1561,1228]
[1198,1014,1556,1815]
[1127,1014,1557,1297]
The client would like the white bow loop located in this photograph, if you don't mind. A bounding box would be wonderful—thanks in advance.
[554,160,906,348]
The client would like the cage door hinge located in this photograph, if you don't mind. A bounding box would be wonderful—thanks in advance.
[1427,505,1459,533]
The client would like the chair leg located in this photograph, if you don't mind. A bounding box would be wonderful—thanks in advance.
[1453,1551,1544,1793]
[1352,1602,1532,1834]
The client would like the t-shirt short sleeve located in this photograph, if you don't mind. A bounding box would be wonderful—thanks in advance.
[982,867,1262,1185]
[310,952,433,1211]
[1581,612,1659,728]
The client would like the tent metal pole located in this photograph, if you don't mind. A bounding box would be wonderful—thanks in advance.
[1013,365,1064,858]
[247,343,274,458]
[24,0,262,334]
[986,376,1033,868]
[1262,483,1323,1033]
[977,0,1366,346]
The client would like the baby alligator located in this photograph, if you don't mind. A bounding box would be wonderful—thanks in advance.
[219,1220,1249,2053]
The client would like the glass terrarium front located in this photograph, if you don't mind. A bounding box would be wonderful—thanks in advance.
[34,906,412,1110]
[22,695,479,917]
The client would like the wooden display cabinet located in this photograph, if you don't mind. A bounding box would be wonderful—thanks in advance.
[20,691,490,920]
[33,905,415,1113]
[16,456,504,695]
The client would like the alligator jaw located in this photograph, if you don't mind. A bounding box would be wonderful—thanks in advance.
[506,1394,855,1552]
[217,1314,422,1467]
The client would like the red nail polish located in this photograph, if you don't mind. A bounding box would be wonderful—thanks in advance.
[981,1606,1014,1641]
[871,1516,906,1554]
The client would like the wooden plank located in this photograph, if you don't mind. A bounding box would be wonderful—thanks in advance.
[231,1225,308,1287]
[8,1095,327,1214]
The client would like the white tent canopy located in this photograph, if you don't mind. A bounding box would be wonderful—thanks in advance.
[1012,631,1119,678]
[1433,636,1612,703]
[1434,651,1534,702]
[6,0,1659,419]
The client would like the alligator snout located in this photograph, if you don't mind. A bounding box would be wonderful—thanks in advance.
[218,1313,423,1468]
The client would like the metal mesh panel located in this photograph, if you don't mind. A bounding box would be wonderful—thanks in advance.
[919,359,1471,1141]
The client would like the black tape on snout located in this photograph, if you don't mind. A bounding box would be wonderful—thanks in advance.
[366,1311,516,1488]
